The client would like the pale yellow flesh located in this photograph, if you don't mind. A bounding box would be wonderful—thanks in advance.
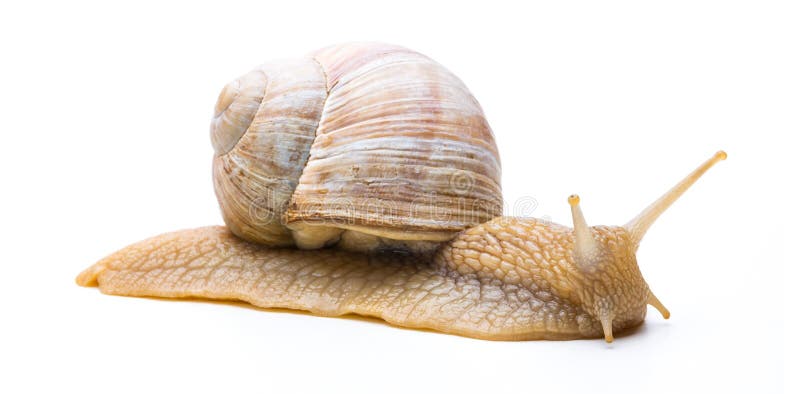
[77,224,621,341]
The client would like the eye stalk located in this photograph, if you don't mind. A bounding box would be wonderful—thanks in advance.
[568,194,601,271]
[625,150,727,250]
[568,195,617,342]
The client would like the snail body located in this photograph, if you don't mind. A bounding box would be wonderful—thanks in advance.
[77,43,726,342]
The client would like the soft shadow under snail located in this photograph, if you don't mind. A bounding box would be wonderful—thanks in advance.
[77,42,726,342]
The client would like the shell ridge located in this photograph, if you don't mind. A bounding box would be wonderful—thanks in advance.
[283,55,332,211]
[213,58,328,245]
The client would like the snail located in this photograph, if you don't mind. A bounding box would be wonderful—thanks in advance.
[76,43,726,342]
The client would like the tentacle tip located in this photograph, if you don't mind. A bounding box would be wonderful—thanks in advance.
[714,150,727,161]
[568,194,580,206]
[651,304,671,319]
[600,318,614,343]
[648,292,671,320]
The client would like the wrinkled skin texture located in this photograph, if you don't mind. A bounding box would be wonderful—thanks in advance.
[77,217,651,340]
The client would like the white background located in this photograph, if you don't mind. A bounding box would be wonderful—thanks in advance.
[0,1,795,393]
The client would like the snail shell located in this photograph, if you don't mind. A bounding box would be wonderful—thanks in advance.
[210,43,502,251]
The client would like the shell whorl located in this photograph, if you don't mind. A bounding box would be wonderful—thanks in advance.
[212,58,326,246]
[210,69,268,156]
[211,43,503,250]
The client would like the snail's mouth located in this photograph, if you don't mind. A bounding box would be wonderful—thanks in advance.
[210,69,267,156]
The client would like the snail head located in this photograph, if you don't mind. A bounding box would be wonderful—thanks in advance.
[567,151,726,342]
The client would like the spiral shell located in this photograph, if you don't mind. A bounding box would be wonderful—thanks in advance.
[211,43,502,251]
